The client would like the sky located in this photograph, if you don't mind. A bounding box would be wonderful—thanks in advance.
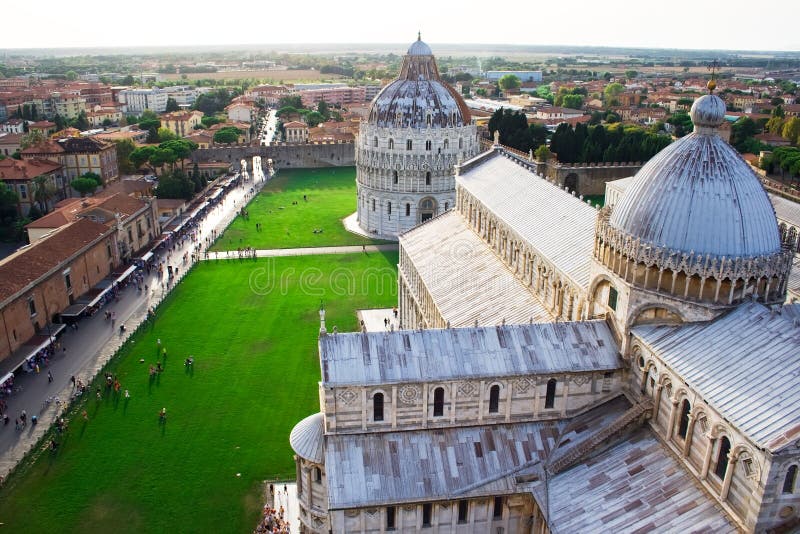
[3,0,799,52]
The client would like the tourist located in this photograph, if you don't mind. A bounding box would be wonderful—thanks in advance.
[47,370,53,383]
[124,390,130,399]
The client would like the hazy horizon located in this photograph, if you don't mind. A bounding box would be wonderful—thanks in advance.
[4,0,799,53]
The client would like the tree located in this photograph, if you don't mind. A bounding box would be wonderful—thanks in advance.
[200,115,222,129]
[498,74,521,92]
[534,144,552,162]
[20,130,45,149]
[604,82,625,105]
[317,100,330,120]
[65,70,78,81]
[155,174,194,200]
[71,177,99,197]
[157,127,178,143]
[159,139,198,172]
[213,127,241,144]
[130,146,156,173]
[277,95,303,109]
[138,118,161,131]
[562,94,584,109]
[114,139,137,175]
[82,171,103,187]
[31,175,57,213]
[53,113,66,131]
[783,117,800,146]
[0,181,20,220]
[667,112,693,137]
[165,97,180,112]
[305,111,325,127]
[731,116,759,152]
[72,110,90,131]
[625,70,638,80]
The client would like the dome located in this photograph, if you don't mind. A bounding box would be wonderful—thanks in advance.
[367,36,470,129]
[289,412,324,463]
[407,34,432,56]
[609,94,781,258]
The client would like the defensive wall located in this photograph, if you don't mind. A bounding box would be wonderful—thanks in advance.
[191,141,355,170]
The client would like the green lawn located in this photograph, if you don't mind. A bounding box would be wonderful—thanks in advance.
[212,167,391,250]
[0,252,398,533]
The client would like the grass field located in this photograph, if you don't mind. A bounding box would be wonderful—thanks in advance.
[212,167,391,250]
[0,252,398,533]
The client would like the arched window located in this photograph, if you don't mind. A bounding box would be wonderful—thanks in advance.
[406,139,413,151]
[714,436,732,479]
[443,139,449,150]
[388,138,394,150]
[677,399,691,439]
[373,392,384,421]
[387,202,392,216]
[405,203,411,217]
[784,465,798,494]
[372,198,376,211]
[444,202,449,211]
[458,137,463,149]
[433,387,444,417]
[489,385,500,413]
[425,140,432,151]
[373,136,378,147]
[425,171,431,185]
[393,170,398,184]
[314,467,322,483]
[545,379,557,409]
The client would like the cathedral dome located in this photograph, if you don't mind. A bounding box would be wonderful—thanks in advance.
[367,35,470,129]
[289,412,324,463]
[609,94,780,259]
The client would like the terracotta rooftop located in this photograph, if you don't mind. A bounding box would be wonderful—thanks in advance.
[0,158,62,181]
[20,140,65,156]
[0,218,112,303]
[26,193,146,229]
[283,121,307,128]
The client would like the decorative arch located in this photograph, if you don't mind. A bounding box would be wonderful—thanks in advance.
[629,303,685,327]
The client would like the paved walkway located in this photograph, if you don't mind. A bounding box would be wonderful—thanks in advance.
[202,243,398,260]
[358,308,400,332]
[0,170,270,480]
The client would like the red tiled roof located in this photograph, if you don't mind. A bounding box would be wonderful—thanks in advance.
[20,140,65,156]
[0,218,112,303]
[0,158,62,181]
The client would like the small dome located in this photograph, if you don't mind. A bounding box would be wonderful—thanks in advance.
[690,94,726,128]
[609,102,780,258]
[289,412,324,463]
[367,36,470,129]
[408,35,432,56]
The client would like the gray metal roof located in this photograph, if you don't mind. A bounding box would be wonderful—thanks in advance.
[320,321,621,387]
[610,119,781,258]
[770,193,800,229]
[633,302,800,452]
[549,428,737,533]
[457,152,597,288]
[289,412,324,463]
[400,211,552,327]
[325,422,560,509]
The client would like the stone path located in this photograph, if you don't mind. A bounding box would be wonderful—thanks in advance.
[202,243,398,261]
[358,308,400,332]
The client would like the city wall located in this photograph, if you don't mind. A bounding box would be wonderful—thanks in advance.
[191,141,355,170]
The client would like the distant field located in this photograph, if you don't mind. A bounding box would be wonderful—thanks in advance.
[159,69,342,82]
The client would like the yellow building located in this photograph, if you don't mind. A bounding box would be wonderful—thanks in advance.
[160,110,204,138]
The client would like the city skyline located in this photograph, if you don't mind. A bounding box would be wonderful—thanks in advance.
[4,0,799,52]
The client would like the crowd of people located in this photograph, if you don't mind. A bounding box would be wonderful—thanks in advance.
[255,504,291,533]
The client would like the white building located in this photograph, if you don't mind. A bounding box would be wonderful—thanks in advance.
[484,70,543,82]
[118,88,169,113]
[291,90,800,533]
[355,35,479,238]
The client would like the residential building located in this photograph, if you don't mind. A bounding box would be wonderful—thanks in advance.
[51,92,87,120]
[1,119,25,134]
[0,132,23,156]
[226,102,255,124]
[0,158,67,215]
[21,137,118,183]
[160,110,204,137]
[118,88,169,113]
[533,106,584,121]
[0,219,120,363]
[283,121,309,143]
[28,121,57,137]
[298,86,367,107]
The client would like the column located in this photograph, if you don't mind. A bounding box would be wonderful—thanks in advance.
[666,398,679,440]
[720,456,737,501]
[682,414,695,457]
[701,436,716,480]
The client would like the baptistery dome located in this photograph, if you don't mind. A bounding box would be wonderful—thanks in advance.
[609,93,780,258]
[367,35,470,129]
[356,34,479,238]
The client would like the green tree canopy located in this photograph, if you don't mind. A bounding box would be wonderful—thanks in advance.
[65,70,78,81]
[71,110,90,131]
[213,127,241,144]
[304,111,325,127]
[498,74,521,91]
[165,97,180,112]
[667,112,693,137]
[114,139,137,175]
[561,94,584,110]
[157,127,178,143]
[81,171,103,186]
[71,177,99,197]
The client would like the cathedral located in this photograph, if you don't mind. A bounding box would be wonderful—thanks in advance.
[355,35,479,238]
[290,58,800,532]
